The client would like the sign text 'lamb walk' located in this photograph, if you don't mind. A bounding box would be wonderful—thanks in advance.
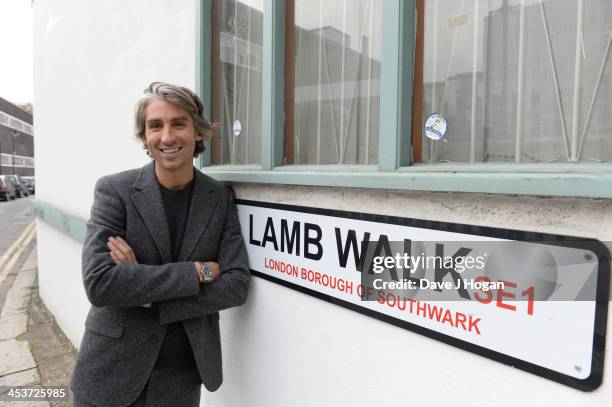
[237,200,609,391]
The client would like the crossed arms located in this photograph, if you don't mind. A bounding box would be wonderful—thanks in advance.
[82,176,251,324]
[107,236,221,308]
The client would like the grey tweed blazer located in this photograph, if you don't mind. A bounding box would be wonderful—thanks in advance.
[70,162,251,407]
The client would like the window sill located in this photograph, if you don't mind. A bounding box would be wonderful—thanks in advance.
[201,166,612,198]
[404,163,612,174]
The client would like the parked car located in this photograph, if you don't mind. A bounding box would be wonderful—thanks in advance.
[0,175,17,201]
[6,175,28,198]
[21,176,35,194]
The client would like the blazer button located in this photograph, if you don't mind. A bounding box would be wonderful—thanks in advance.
[148,334,158,344]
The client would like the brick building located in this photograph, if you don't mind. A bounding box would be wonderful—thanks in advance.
[0,96,34,176]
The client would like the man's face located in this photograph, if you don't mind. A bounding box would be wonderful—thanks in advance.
[144,99,202,175]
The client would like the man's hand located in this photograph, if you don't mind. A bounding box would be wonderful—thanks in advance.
[108,236,138,264]
[107,236,151,309]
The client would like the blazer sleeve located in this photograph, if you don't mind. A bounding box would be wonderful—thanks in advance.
[82,176,201,308]
[158,186,251,325]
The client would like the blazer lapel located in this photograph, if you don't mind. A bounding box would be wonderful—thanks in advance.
[178,169,220,261]
[130,162,172,264]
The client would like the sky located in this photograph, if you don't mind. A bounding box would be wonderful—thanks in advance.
[0,0,33,105]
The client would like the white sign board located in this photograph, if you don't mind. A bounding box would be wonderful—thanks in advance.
[237,201,609,391]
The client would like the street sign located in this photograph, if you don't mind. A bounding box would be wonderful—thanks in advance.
[237,200,609,391]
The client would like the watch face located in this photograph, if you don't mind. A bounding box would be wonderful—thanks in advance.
[202,263,213,278]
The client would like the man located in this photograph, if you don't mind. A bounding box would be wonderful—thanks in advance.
[71,82,250,406]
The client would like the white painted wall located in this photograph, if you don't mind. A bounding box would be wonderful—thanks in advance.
[32,0,195,340]
[35,220,89,346]
[206,184,612,407]
[33,0,195,218]
[32,1,612,406]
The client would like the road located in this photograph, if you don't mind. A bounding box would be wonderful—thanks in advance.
[0,195,36,312]
[0,195,35,255]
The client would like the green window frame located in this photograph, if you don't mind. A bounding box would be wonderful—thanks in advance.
[195,0,612,198]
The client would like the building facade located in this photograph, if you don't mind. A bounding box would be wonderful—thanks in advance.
[0,96,34,177]
[33,1,612,406]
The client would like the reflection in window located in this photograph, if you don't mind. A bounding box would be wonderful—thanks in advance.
[288,0,382,165]
[212,0,264,165]
[418,0,612,163]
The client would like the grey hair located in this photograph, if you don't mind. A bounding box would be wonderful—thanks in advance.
[134,82,214,157]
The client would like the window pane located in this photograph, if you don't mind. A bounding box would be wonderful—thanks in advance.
[10,118,24,131]
[419,0,612,163]
[289,0,382,165]
[212,0,264,165]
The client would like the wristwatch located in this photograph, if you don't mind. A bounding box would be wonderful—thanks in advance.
[196,261,215,284]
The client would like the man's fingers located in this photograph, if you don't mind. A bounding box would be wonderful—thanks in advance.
[110,248,127,263]
[108,241,126,259]
[108,242,133,265]
[114,236,132,250]
[108,237,131,256]
[109,251,121,264]
[108,237,138,264]
[107,239,122,255]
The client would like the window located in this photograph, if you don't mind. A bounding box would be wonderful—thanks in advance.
[285,0,382,165]
[415,0,612,164]
[2,114,31,133]
[14,157,25,167]
[0,154,34,168]
[23,157,35,168]
[9,118,24,131]
[198,0,612,198]
[211,0,264,165]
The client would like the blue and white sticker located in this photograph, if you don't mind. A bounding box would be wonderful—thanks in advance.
[232,119,242,137]
[424,113,448,141]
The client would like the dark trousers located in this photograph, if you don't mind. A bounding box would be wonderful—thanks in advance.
[74,365,202,407]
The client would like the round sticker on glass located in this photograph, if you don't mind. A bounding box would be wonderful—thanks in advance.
[232,120,242,137]
[424,113,448,141]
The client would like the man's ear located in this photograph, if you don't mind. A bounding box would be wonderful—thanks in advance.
[195,133,204,141]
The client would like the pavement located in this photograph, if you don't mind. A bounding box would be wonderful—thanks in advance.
[0,224,77,406]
